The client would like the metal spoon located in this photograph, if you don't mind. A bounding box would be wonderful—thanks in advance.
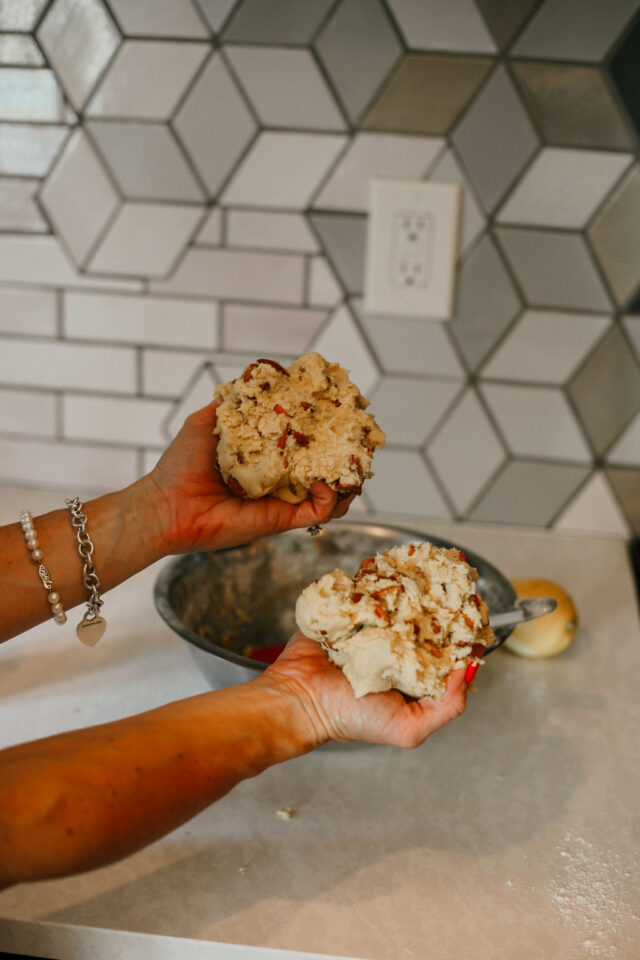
[489,596,557,630]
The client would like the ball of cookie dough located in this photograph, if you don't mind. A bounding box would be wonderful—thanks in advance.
[295,542,494,700]
[504,578,578,658]
[213,352,385,503]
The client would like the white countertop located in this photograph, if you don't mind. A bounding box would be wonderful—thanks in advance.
[1,486,639,960]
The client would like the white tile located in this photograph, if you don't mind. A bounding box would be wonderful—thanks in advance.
[39,129,120,267]
[222,304,326,355]
[0,0,49,31]
[88,203,204,278]
[221,132,347,209]
[369,376,461,446]
[64,293,217,349]
[555,472,630,537]
[0,177,48,231]
[606,411,640,466]
[0,338,136,392]
[427,388,505,514]
[0,68,65,121]
[150,248,305,304]
[0,35,45,66]
[366,449,451,519]
[195,206,223,244]
[481,383,592,462]
[0,235,143,291]
[388,0,496,53]
[86,41,210,120]
[0,123,68,177]
[498,148,634,229]
[64,394,173,446]
[166,364,216,437]
[0,436,138,489]
[142,351,209,397]
[428,147,485,255]
[310,305,379,396]
[226,210,318,253]
[0,387,56,437]
[481,310,612,384]
[307,256,343,307]
[314,133,444,212]
[0,289,57,336]
[107,0,209,38]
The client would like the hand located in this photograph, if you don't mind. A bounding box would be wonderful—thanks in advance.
[147,402,356,554]
[260,632,468,749]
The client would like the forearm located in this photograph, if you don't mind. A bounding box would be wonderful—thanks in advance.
[0,674,321,886]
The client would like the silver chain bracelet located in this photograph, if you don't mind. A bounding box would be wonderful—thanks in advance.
[66,496,107,646]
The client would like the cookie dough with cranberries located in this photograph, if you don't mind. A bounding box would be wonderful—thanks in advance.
[213,352,385,503]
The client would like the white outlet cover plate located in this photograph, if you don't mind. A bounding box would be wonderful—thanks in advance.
[364,178,461,320]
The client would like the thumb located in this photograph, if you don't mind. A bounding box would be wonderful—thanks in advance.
[291,481,337,528]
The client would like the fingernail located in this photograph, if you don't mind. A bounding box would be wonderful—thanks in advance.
[464,662,479,685]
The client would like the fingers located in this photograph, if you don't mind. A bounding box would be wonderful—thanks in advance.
[419,667,468,730]
[332,491,358,519]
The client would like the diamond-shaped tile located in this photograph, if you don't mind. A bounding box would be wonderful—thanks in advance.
[588,165,640,308]
[0,0,49,30]
[498,148,632,229]
[0,178,48,232]
[387,0,496,52]
[470,460,589,526]
[37,0,121,111]
[307,256,343,307]
[353,303,464,378]
[0,124,69,177]
[309,213,367,296]
[222,0,335,43]
[474,0,540,49]
[366,449,452,519]
[513,0,640,62]
[609,12,640,138]
[568,326,640,456]
[605,466,640,534]
[0,68,66,122]
[427,147,486,255]
[496,228,611,311]
[173,53,257,199]
[554,471,630,537]
[313,133,443,212]
[607,410,640,465]
[310,305,379,396]
[166,363,216,439]
[225,46,345,131]
[368,376,461,447]
[362,54,493,135]
[449,234,521,372]
[107,0,209,38]
[195,207,223,245]
[623,316,640,360]
[315,0,402,125]
[193,0,238,33]
[427,388,505,515]
[452,65,538,213]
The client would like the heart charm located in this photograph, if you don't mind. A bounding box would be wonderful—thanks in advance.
[77,614,106,646]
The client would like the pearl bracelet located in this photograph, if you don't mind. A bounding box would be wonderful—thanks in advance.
[20,510,67,625]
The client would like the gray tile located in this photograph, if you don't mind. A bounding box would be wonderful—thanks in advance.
[0,177,48,231]
[0,68,65,122]
[471,460,589,526]
[38,0,121,111]
[568,325,640,456]
[605,466,640,535]
[193,0,237,33]
[449,234,521,372]
[588,166,640,308]
[474,0,540,48]
[496,228,612,312]
[309,213,366,295]
[387,0,496,53]
[427,148,486,255]
[607,410,640,466]
[0,0,49,30]
[368,376,461,447]
[452,66,538,213]
[0,35,45,65]
[624,316,640,362]
[223,0,335,44]
[366,448,452,519]
[511,62,635,152]
[354,307,464,378]
[362,53,493,135]
[513,0,640,61]
[0,123,68,177]
[87,121,204,202]
[107,0,209,38]
[315,0,402,124]
[173,52,257,199]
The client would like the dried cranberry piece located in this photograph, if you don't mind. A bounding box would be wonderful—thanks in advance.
[470,643,485,658]
[227,476,248,498]
[351,592,363,603]
[259,382,270,391]
[332,399,341,407]
[463,614,474,629]
[408,544,416,556]
[458,551,468,563]
[242,362,259,382]
[471,594,481,608]
[273,404,292,417]
[300,401,311,410]
[277,426,289,450]
[292,430,310,446]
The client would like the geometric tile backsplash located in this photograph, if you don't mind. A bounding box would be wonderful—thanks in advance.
[1,0,640,538]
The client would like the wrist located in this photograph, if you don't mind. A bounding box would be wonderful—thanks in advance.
[251,671,331,756]
[129,473,175,560]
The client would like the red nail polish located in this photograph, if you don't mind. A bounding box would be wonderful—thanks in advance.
[464,662,479,684]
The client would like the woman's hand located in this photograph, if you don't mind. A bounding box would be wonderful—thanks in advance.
[259,633,468,749]
[147,402,356,554]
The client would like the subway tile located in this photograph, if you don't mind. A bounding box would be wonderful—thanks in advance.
[63,394,173,446]
[222,304,325,355]
[86,41,209,120]
[365,449,451,520]
[427,147,485,255]
[623,316,640,361]
[106,0,208,38]
[0,387,57,438]
[0,68,65,122]
[607,410,640,466]
[480,383,592,462]
[0,337,136,392]
[226,210,318,253]
[496,228,611,312]
[150,248,305,304]
[166,364,216,438]
[554,472,630,538]
[195,207,223,245]
[223,0,335,43]
[142,351,210,398]
[387,0,496,52]
[307,257,342,308]
[226,46,345,131]
[64,293,217,348]
[481,310,611,384]
[368,376,461,447]
[0,123,68,177]
[37,0,121,110]
[0,289,57,336]
[0,178,48,232]
[0,0,49,31]
[315,0,402,124]
[363,54,492,136]
[309,213,366,295]
[609,13,640,139]
[87,121,204,202]
[39,129,120,267]
[193,0,236,33]
[310,305,379,396]
[353,303,464,378]
[427,388,505,514]
[0,235,143,291]
[452,66,538,213]
[513,0,640,62]
[0,35,45,66]
[221,132,346,209]
[313,133,443,212]
[470,460,589,527]
[0,436,138,490]
[88,203,204,278]
[588,166,640,308]
[173,53,257,199]
[474,0,539,49]
[605,466,640,535]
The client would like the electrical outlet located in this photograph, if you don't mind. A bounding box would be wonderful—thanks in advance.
[364,179,461,319]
